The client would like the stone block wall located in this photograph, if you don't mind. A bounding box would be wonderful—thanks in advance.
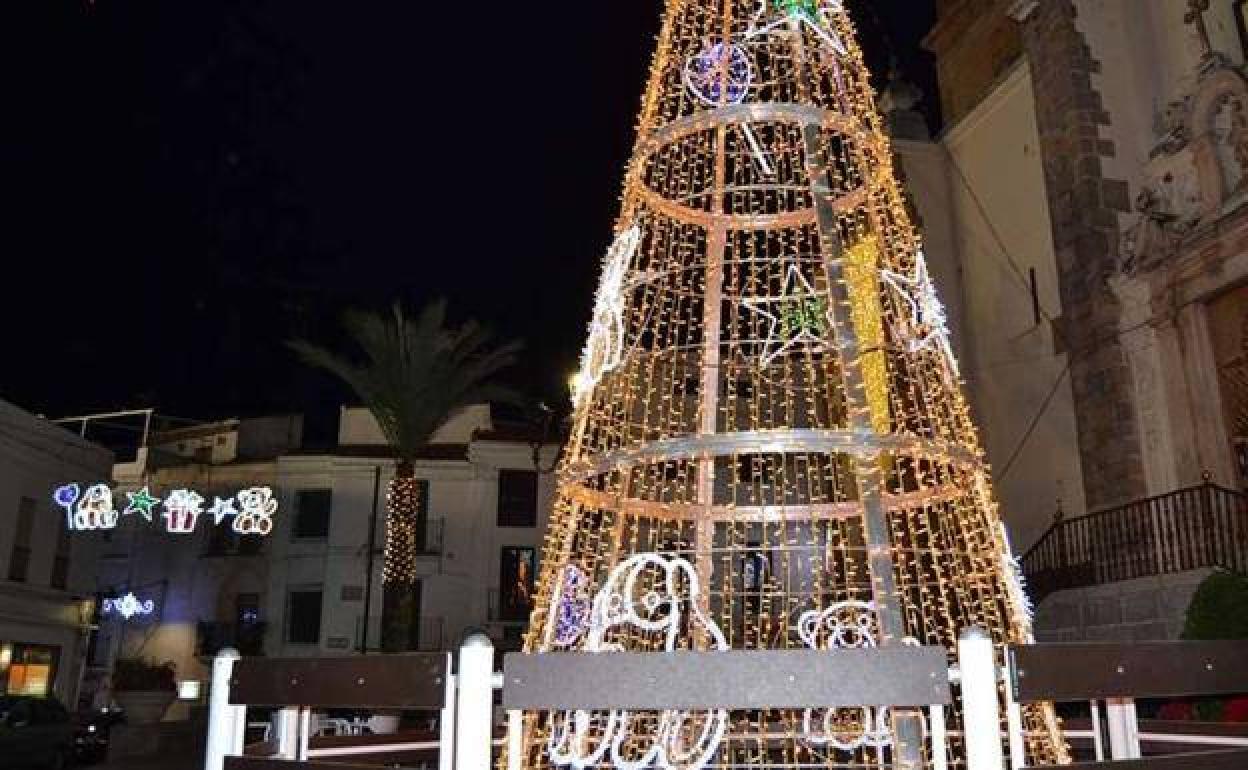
[1017,0,1147,510]
[1033,568,1215,642]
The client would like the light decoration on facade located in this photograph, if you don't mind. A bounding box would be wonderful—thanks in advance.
[101,592,155,620]
[52,484,279,535]
[510,0,1068,767]
[53,483,120,531]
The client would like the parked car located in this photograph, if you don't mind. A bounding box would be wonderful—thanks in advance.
[0,695,76,769]
[74,706,126,764]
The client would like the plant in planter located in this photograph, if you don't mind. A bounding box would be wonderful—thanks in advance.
[111,659,177,725]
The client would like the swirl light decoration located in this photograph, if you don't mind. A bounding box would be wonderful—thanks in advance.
[513,1,1067,768]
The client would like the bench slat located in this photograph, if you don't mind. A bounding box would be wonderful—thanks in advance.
[1031,748,1248,770]
[226,759,381,770]
[503,648,950,710]
[230,653,449,709]
[1011,642,1248,701]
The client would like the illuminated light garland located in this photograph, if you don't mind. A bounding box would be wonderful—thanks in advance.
[881,250,961,382]
[383,475,420,585]
[572,224,641,407]
[53,484,80,530]
[748,0,849,56]
[123,486,161,522]
[740,264,831,365]
[233,487,277,535]
[546,554,728,770]
[52,484,280,536]
[102,592,155,620]
[683,42,751,107]
[163,489,205,534]
[510,0,1067,767]
[74,484,119,531]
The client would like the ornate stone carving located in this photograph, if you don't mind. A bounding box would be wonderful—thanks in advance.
[1120,168,1201,275]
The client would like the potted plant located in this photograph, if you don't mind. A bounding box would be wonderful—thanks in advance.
[111,658,177,725]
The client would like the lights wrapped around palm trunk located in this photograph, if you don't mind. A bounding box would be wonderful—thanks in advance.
[383,475,420,585]
[512,1,1068,769]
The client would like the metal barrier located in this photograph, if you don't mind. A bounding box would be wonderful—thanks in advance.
[204,633,1248,770]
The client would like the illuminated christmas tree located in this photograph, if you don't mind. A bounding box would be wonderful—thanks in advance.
[515,1,1067,767]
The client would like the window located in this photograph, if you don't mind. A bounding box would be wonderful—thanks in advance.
[8,498,36,583]
[286,588,323,645]
[293,489,332,539]
[4,645,59,697]
[497,470,538,527]
[50,517,71,590]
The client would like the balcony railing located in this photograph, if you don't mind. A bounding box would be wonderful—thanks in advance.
[1022,481,1248,603]
[198,621,267,657]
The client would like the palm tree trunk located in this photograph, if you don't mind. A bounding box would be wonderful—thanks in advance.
[382,462,421,652]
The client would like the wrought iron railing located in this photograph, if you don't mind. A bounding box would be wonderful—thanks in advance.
[1022,481,1248,603]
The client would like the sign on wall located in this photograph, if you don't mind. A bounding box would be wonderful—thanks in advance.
[52,484,278,536]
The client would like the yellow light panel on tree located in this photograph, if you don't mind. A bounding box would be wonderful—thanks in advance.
[515,1,1067,767]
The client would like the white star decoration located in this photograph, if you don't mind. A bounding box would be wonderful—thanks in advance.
[208,496,239,526]
[747,0,849,58]
[881,251,960,380]
[741,265,831,365]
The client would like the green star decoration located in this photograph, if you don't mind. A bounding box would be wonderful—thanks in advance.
[124,486,161,522]
[774,0,820,20]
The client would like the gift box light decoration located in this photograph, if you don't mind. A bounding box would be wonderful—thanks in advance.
[513,1,1066,768]
[52,484,278,536]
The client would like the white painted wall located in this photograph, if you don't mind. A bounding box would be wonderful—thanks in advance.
[935,62,1087,550]
[267,408,557,658]
[0,398,113,706]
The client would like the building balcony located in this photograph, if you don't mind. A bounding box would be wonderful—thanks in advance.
[197,621,267,658]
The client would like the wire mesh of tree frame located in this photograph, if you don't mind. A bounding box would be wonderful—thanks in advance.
[509,1,1069,768]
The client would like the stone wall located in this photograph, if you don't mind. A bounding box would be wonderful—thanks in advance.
[1033,568,1214,643]
[1017,0,1147,510]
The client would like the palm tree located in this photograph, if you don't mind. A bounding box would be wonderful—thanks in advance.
[290,300,522,651]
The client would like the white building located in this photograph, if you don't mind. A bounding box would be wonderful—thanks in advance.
[0,398,113,708]
[889,0,1248,641]
[268,404,558,658]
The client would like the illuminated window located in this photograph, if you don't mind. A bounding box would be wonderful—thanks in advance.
[3,645,59,697]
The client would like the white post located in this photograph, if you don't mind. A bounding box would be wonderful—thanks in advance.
[456,632,495,770]
[507,709,524,770]
[203,648,244,770]
[929,704,948,770]
[272,707,299,758]
[1106,697,1141,759]
[958,628,1004,770]
[1089,699,1105,762]
[1001,659,1026,769]
[297,707,312,761]
[439,654,456,770]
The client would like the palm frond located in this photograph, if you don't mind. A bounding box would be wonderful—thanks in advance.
[288,299,524,460]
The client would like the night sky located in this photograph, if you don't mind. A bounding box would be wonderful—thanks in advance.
[3,1,937,433]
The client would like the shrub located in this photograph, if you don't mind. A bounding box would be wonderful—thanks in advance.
[1181,570,1248,641]
[112,659,176,692]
